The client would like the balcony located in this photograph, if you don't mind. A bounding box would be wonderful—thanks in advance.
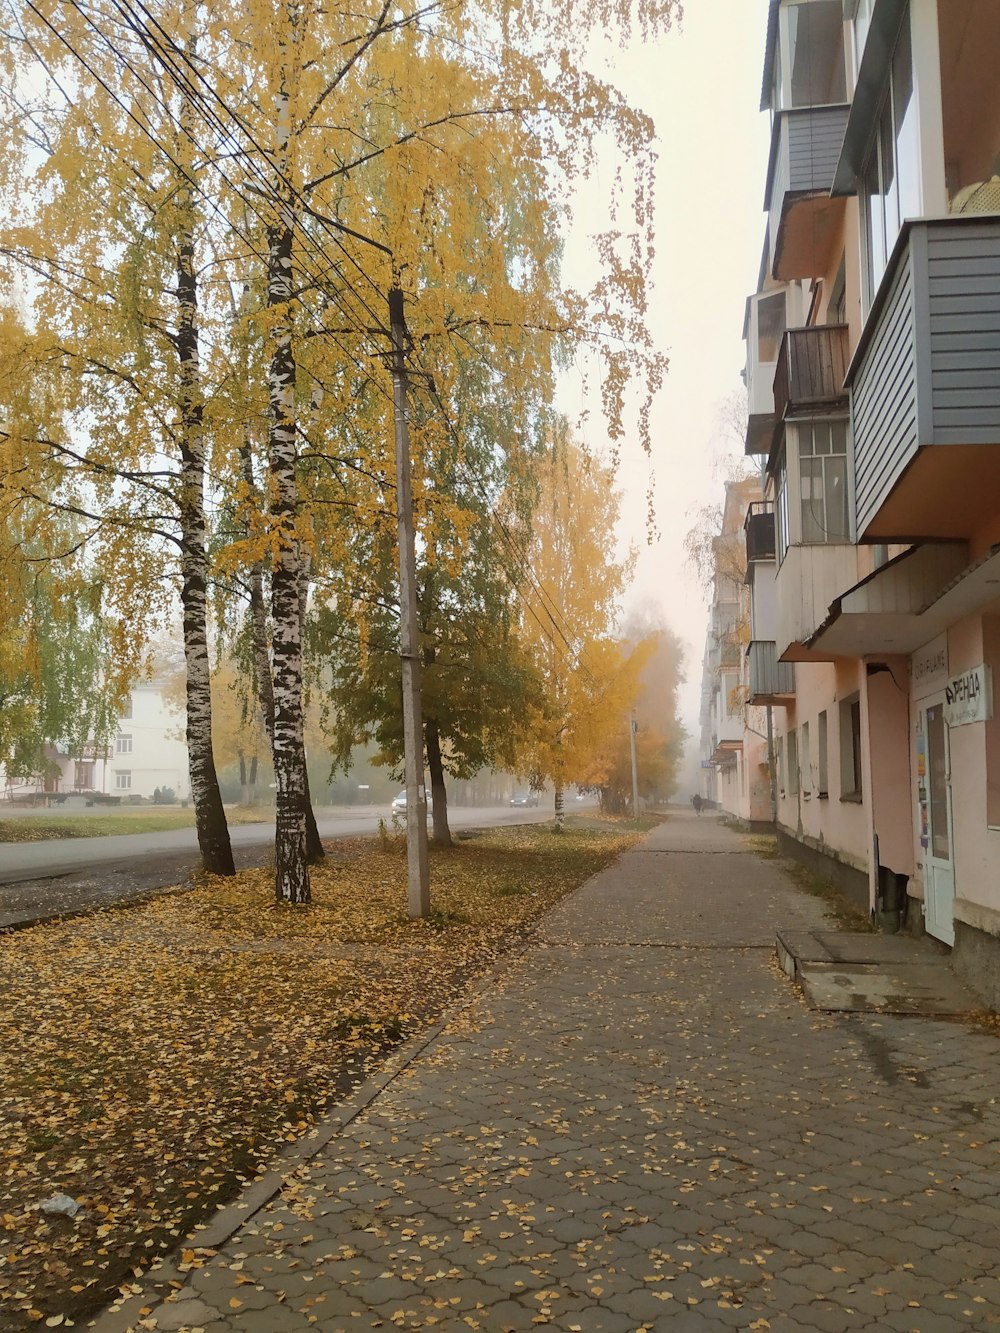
[745,502,776,563]
[717,641,742,671]
[774,543,866,661]
[765,105,850,281]
[747,641,795,706]
[772,324,849,428]
[848,217,1000,542]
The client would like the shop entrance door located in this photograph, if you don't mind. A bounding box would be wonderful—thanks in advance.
[921,699,955,945]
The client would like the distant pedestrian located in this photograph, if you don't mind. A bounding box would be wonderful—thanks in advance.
[692,794,703,816]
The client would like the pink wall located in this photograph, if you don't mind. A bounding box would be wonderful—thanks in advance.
[946,616,1000,921]
[773,659,870,872]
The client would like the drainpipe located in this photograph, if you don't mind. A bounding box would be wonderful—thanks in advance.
[767,705,777,826]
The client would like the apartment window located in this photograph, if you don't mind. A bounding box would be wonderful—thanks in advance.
[121,695,133,720]
[775,447,790,563]
[117,734,133,755]
[839,694,863,800]
[801,721,811,797]
[74,760,94,790]
[800,420,850,543]
[757,292,786,364]
[787,728,799,797]
[818,710,829,797]
[115,771,132,791]
[784,2,847,108]
[860,6,918,305]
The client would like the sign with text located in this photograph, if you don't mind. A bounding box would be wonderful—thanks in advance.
[944,663,993,728]
[911,634,948,697]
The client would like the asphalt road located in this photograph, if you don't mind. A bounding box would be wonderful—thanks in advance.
[0,803,559,929]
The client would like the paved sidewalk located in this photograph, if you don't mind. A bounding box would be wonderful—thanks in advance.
[93,815,1000,1332]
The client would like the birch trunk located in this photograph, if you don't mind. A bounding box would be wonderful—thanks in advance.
[298,549,325,863]
[176,69,234,877]
[267,31,309,904]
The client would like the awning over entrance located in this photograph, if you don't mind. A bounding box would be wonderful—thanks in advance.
[710,740,742,768]
[806,543,1000,657]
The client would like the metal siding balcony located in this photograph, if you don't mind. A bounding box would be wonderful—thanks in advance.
[848,216,1000,541]
[765,105,850,280]
[747,640,796,705]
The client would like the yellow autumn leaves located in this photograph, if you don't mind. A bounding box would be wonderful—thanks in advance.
[0,821,644,1326]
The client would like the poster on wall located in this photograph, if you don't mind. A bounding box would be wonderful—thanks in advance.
[943,663,993,728]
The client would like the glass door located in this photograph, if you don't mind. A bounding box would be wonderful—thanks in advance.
[922,700,955,945]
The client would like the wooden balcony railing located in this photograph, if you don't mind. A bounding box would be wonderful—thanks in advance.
[772,324,849,425]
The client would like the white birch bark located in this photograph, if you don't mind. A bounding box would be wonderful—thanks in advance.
[267,13,310,904]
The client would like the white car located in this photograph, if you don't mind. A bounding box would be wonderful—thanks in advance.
[391,790,407,813]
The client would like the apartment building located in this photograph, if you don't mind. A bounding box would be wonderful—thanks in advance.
[50,681,189,801]
[710,0,1000,1005]
[699,478,774,829]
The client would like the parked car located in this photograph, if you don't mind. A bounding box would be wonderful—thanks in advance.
[510,791,539,807]
[391,789,407,813]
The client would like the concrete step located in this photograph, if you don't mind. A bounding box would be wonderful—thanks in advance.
[776,928,978,1015]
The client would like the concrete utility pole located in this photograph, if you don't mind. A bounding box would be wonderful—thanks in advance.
[389,288,430,918]
[629,713,640,819]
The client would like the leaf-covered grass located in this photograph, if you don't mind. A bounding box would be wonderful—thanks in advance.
[745,833,873,930]
[0,819,648,1328]
[0,808,270,842]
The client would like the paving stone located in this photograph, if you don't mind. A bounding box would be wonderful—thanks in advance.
[87,816,1000,1333]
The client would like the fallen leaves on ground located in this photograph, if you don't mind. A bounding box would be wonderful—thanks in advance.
[0,820,644,1329]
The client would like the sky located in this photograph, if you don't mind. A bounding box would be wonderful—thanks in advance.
[558,0,773,781]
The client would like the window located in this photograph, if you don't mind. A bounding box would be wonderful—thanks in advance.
[121,695,133,720]
[117,734,133,755]
[757,292,786,364]
[818,710,829,797]
[801,721,811,796]
[74,760,94,790]
[784,2,847,108]
[115,771,132,791]
[799,420,850,543]
[776,447,790,563]
[839,694,863,799]
[787,728,799,796]
[860,6,917,305]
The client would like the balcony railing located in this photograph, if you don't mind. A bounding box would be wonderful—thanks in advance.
[747,640,795,705]
[773,324,849,425]
[745,502,776,562]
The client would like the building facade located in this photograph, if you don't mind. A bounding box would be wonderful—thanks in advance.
[9,681,191,803]
[704,0,1000,1006]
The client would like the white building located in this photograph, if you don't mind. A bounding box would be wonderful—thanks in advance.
[42,680,190,802]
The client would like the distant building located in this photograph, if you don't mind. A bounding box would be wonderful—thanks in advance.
[19,681,190,802]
